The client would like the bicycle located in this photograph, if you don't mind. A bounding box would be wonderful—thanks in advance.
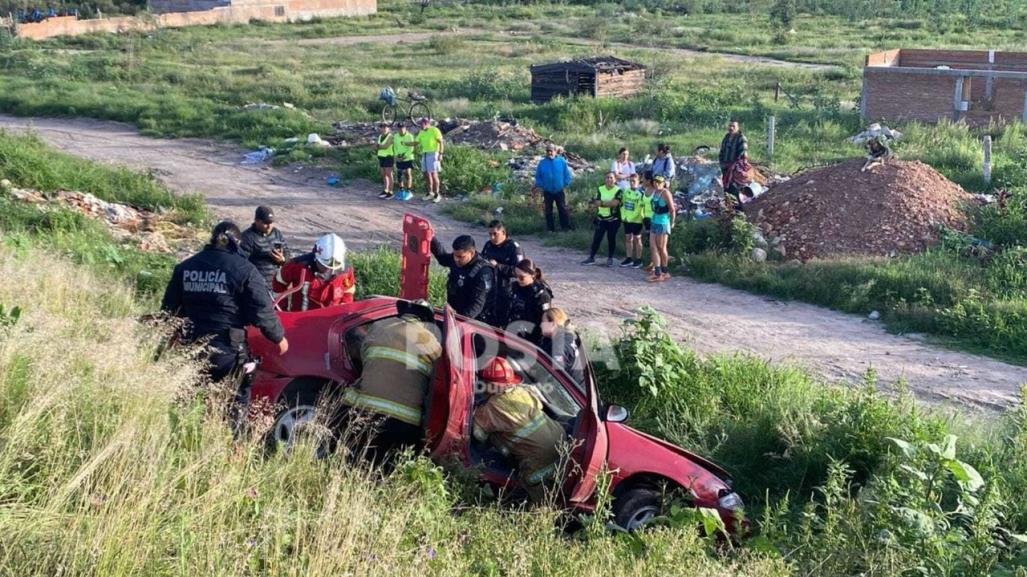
[378,86,432,125]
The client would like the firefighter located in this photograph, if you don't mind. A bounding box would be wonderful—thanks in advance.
[272,233,356,311]
[341,313,442,462]
[430,233,497,325]
[481,219,524,324]
[161,220,288,383]
[473,356,565,503]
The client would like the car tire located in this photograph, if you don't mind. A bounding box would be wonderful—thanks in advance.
[265,379,329,456]
[613,487,663,531]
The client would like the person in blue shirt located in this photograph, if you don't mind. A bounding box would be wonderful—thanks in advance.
[534,144,574,232]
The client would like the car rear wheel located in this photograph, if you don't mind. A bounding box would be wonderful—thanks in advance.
[613,487,662,531]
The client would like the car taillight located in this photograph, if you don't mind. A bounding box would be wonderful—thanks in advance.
[717,490,744,511]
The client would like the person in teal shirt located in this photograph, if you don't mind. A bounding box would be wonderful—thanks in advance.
[647,175,675,282]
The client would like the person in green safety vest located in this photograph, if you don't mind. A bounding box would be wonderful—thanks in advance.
[619,173,646,269]
[341,314,442,463]
[581,171,622,267]
[392,122,417,201]
[376,122,396,199]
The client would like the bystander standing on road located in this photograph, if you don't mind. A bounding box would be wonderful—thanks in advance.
[534,144,573,233]
[416,117,444,203]
[619,173,646,268]
[581,172,622,267]
[393,122,417,200]
[647,176,675,282]
[376,122,396,199]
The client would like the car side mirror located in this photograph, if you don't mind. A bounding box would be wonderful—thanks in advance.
[605,404,629,423]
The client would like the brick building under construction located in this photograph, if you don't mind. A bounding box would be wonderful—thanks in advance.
[862,49,1027,125]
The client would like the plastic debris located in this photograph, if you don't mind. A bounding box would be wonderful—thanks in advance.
[307,133,331,147]
[242,147,275,164]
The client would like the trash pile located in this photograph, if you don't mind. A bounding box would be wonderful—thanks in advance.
[672,154,778,217]
[747,159,972,260]
[1,179,195,255]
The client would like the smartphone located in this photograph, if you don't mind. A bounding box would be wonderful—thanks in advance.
[272,241,284,251]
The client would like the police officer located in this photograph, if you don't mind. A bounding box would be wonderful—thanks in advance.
[505,258,552,344]
[430,233,497,326]
[239,206,289,289]
[341,312,442,463]
[481,220,524,324]
[161,220,289,384]
[473,356,565,504]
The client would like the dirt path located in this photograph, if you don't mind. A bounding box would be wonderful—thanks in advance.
[1,115,1022,410]
[269,29,837,71]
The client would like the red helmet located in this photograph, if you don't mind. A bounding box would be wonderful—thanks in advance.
[477,356,522,387]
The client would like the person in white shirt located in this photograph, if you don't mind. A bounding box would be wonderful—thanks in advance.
[611,147,636,189]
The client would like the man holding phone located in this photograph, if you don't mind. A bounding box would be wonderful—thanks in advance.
[240,205,289,289]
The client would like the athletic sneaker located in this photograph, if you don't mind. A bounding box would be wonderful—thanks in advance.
[381,192,395,200]
[632,259,643,269]
[432,193,441,204]
[657,272,671,282]
[606,257,615,267]
[643,263,655,272]
[619,258,634,267]
[396,190,412,201]
[423,192,435,201]
[378,190,392,199]
[645,273,661,283]
[580,257,596,265]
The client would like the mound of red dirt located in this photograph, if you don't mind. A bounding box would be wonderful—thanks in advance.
[748,159,973,260]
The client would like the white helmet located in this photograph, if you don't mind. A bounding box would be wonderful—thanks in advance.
[313,233,347,272]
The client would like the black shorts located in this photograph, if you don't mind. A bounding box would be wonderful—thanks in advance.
[623,222,643,235]
[642,217,652,232]
[378,156,394,168]
[397,159,414,171]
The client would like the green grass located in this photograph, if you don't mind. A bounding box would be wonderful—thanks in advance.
[2,130,1026,576]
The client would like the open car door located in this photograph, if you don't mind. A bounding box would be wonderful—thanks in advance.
[426,305,472,460]
[564,341,609,505]
[400,213,433,301]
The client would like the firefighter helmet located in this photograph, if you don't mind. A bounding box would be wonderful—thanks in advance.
[477,356,522,388]
[313,233,347,272]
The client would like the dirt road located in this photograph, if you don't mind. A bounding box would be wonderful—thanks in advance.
[1,115,1022,409]
[270,29,837,71]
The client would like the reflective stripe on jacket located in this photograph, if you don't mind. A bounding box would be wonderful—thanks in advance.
[472,385,564,485]
[343,316,442,426]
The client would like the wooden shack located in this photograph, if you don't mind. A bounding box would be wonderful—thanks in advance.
[529,56,646,104]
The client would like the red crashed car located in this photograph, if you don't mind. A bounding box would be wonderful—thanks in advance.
[247,297,746,531]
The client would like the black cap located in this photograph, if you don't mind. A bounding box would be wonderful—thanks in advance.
[255,205,274,223]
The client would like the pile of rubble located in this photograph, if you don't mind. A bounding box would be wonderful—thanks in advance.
[747,159,973,260]
[1,179,194,255]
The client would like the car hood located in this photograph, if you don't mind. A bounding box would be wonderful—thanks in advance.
[606,422,733,485]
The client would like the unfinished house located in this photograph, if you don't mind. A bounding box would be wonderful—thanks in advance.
[529,57,646,104]
[862,49,1027,125]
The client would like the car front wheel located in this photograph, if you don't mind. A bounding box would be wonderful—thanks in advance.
[613,487,663,531]
[266,382,332,456]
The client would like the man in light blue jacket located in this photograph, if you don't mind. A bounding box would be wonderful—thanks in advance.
[534,144,574,232]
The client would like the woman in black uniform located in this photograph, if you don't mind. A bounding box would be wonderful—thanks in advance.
[505,258,552,344]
